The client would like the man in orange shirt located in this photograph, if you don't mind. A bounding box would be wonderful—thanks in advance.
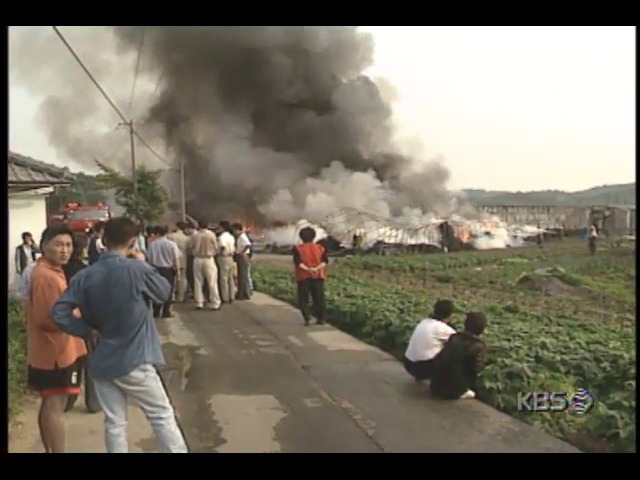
[292,226,329,326]
[26,224,88,453]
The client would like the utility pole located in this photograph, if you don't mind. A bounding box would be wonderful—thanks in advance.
[179,157,186,222]
[118,120,138,198]
[128,120,137,197]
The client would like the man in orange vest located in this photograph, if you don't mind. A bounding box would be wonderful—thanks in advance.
[293,226,328,326]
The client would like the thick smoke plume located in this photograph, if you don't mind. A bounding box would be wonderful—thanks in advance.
[9,27,162,173]
[11,26,471,224]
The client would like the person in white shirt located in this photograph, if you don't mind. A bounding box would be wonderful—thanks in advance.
[17,263,37,304]
[403,299,456,381]
[216,221,236,304]
[133,223,147,257]
[88,222,107,265]
[231,223,252,300]
[588,223,599,254]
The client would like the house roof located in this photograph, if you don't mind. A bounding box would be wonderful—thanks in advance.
[8,151,75,187]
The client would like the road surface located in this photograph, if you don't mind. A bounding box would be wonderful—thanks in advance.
[9,292,580,453]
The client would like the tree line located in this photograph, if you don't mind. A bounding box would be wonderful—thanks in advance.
[48,160,169,226]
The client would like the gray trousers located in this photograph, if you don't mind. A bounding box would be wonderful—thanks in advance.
[234,253,252,300]
[93,364,188,453]
[216,256,235,303]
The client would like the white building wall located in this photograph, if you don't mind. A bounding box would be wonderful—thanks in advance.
[8,194,48,292]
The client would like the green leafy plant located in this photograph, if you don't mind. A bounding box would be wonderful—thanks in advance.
[8,298,27,419]
[254,242,636,452]
[95,160,168,225]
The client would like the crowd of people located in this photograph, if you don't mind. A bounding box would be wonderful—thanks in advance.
[80,218,255,315]
[14,216,257,453]
[15,218,490,454]
[17,220,188,453]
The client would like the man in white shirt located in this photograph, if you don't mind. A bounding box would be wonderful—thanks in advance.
[404,299,456,381]
[231,223,252,300]
[88,222,107,265]
[133,223,147,256]
[216,221,236,304]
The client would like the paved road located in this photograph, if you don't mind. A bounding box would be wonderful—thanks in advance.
[161,293,579,453]
[10,293,580,453]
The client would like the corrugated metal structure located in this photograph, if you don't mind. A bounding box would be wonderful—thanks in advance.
[589,205,636,236]
[477,205,589,230]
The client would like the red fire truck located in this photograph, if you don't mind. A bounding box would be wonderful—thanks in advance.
[55,202,112,237]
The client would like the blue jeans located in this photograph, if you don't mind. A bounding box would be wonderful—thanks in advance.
[93,363,188,453]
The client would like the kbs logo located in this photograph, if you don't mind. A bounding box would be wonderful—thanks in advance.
[517,389,595,414]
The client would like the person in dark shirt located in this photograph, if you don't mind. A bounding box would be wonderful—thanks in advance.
[430,312,488,400]
[87,222,106,265]
[292,227,328,326]
[15,231,39,275]
[62,234,92,413]
[63,235,88,283]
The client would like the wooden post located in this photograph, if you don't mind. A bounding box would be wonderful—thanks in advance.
[128,120,137,197]
[179,157,186,222]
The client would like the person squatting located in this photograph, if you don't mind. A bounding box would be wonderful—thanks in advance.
[403,299,489,400]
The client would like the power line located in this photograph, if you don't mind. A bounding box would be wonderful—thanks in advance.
[52,26,127,124]
[134,130,172,168]
[150,72,164,104]
[127,27,146,118]
[52,26,171,167]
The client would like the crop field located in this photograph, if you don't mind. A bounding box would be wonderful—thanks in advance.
[252,238,636,453]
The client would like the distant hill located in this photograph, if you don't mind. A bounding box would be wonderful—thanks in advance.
[463,183,635,207]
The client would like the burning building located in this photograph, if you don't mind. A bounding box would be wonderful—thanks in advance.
[261,207,548,254]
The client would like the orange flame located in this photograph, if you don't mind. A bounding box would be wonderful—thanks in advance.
[456,227,472,243]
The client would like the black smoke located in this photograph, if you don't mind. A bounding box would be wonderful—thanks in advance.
[11,26,461,224]
[112,26,456,222]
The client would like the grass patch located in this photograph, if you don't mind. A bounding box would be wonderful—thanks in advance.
[8,297,27,419]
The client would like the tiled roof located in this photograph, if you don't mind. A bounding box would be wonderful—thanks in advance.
[8,151,75,186]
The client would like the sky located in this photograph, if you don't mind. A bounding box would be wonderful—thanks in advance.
[9,26,636,192]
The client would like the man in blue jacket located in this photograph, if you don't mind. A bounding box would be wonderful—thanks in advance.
[52,217,188,453]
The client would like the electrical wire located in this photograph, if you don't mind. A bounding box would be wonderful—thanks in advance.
[52,26,127,124]
[127,27,146,119]
[52,26,171,167]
